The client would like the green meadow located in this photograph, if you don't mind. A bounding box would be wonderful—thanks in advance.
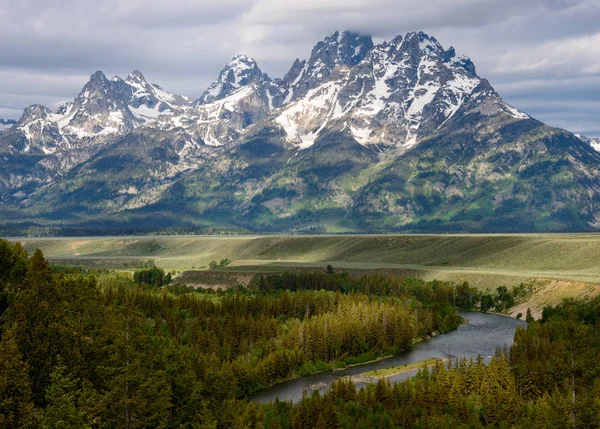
[9,234,600,289]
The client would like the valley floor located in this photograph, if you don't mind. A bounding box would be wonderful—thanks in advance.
[9,233,600,313]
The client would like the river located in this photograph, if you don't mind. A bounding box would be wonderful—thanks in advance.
[249,311,526,403]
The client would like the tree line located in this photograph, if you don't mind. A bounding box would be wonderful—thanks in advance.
[253,271,528,315]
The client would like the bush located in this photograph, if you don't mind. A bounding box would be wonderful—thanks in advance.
[133,267,170,287]
[345,351,378,366]
[209,258,231,269]
[297,361,318,377]
[334,360,347,369]
[315,361,333,372]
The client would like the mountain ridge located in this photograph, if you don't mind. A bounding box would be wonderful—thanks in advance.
[1,30,599,235]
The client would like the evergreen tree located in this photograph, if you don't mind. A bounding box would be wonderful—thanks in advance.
[0,326,39,428]
[42,357,84,429]
[526,307,534,323]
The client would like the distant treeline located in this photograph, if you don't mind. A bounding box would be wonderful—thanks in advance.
[253,271,530,314]
[0,223,252,237]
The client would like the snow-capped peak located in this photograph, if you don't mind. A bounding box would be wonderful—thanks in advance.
[1,29,536,161]
[323,30,374,66]
[2,68,193,153]
[281,30,374,103]
[273,30,515,151]
[126,69,146,83]
[196,55,265,105]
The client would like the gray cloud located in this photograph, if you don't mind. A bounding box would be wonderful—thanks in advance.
[0,0,598,137]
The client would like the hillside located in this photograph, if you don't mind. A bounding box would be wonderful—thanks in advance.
[15,234,600,289]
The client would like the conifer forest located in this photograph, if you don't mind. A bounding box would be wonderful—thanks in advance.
[2,238,600,428]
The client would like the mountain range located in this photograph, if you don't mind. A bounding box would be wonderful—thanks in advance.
[2,30,600,235]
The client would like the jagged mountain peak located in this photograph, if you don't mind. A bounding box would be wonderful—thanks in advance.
[89,70,108,81]
[196,54,265,105]
[2,29,599,234]
[84,71,118,94]
[222,54,262,82]
[230,53,255,63]
[282,58,306,85]
[76,70,131,103]
[273,29,526,151]
[19,104,53,121]
[383,31,452,62]
[281,30,375,103]
[126,69,147,82]
[321,30,374,64]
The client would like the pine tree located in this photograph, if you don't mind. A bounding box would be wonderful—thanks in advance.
[9,248,67,405]
[526,307,534,323]
[96,299,172,428]
[0,326,39,427]
[42,357,84,428]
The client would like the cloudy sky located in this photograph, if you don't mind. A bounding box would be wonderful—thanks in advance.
[1,0,599,136]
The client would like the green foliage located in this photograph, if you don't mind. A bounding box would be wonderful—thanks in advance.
[259,297,600,428]
[6,237,598,428]
[344,352,379,366]
[133,267,170,287]
[0,326,39,428]
[0,238,463,428]
[209,258,231,269]
[480,294,494,312]
[140,259,156,268]
[42,358,84,428]
[526,307,534,323]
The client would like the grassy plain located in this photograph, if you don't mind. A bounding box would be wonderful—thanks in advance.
[9,234,600,299]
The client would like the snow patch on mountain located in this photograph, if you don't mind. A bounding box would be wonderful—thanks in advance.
[576,134,600,152]
[276,80,345,149]
[2,70,190,154]
[501,102,529,120]
[197,55,265,105]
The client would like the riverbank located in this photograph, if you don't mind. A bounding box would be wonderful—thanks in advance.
[252,317,465,394]
[251,329,454,395]
[349,358,446,384]
[249,311,525,403]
